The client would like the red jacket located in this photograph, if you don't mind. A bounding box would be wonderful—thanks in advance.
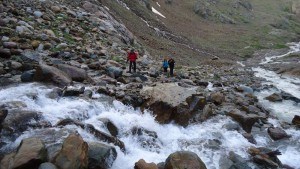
[127,52,138,61]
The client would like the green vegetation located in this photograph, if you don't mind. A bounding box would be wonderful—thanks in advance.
[102,0,300,65]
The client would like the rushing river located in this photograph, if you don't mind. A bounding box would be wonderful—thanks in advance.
[0,44,300,169]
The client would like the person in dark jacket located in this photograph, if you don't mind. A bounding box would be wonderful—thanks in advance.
[127,49,138,73]
[168,57,175,76]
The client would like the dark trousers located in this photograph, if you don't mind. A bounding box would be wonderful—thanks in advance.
[169,66,174,76]
[129,61,136,72]
[163,67,168,72]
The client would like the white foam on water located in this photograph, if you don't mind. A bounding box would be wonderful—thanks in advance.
[0,83,256,169]
[260,42,300,64]
[254,87,300,123]
[151,7,166,18]
[279,146,300,168]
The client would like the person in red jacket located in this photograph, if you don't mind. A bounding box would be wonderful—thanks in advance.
[127,49,138,73]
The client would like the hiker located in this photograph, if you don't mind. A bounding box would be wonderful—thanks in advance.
[127,49,138,73]
[162,58,169,73]
[168,57,175,76]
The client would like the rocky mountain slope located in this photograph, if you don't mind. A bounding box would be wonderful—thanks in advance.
[102,0,300,65]
[0,0,300,169]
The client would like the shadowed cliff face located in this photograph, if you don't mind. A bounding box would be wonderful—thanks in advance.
[101,0,300,66]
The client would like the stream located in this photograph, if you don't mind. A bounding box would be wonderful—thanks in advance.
[0,44,300,169]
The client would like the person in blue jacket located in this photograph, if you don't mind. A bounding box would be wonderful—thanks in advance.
[162,58,169,73]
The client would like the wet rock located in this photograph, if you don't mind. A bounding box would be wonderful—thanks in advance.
[34,64,72,87]
[265,93,282,102]
[292,115,300,126]
[0,48,11,58]
[62,86,85,97]
[56,119,125,151]
[56,64,88,82]
[0,137,47,169]
[164,151,207,169]
[248,147,282,168]
[21,70,36,82]
[3,42,18,49]
[38,162,58,169]
[0,109,8,132]
[47,88,63,99]
[235,85,253,94]
[99,118,119,137]
[281,92,300,103]
[267,127,289,140]
[134,159,158,169]
[210,92,225,105]
[223,122,240,131]
[227,109,262,133]
[228,151,252,169]
[242,133,257,144]
[54,134,88,169]
[194,80,209,87]
[2,110,49,135]
[88,142,117,169]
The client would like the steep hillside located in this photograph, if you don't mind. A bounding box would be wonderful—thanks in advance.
[102,0,300,65]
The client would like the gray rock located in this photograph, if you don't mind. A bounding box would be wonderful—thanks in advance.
[21,70,36,82]
[267,127,289,140]
[21,51,41,63]
[10,61,22,70]
[56,64,88,82]
[88,142,117,169]
[3,42,18,49]
[38,162,58,169]
[34,64,72,87]
[106,66,123,79]
[56,43,68,49]
[34,11,43,18]
[227,109,262,133]
[0,48,11,58]
[210,92,225,105]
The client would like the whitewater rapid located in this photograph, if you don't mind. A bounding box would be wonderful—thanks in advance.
[253,42,300,123]
[0,82,300,168]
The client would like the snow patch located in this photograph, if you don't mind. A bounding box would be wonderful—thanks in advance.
[156,2,161,7]
[151,7,166,18]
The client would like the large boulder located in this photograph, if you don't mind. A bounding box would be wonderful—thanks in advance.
[140,83,202,126]
[56,64,88,82]
[227,109,262,133]
[0,137,47,169]
[134,159,158,169]
[34,64,72,87]
[267,127,289,140]
[88,142,117,169]
[54,134,88,169]
[106,66,123,79]
[1,109,49,135]
[164,151,207,169]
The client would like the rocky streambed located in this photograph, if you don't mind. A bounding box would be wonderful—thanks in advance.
[1,0,300,169]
